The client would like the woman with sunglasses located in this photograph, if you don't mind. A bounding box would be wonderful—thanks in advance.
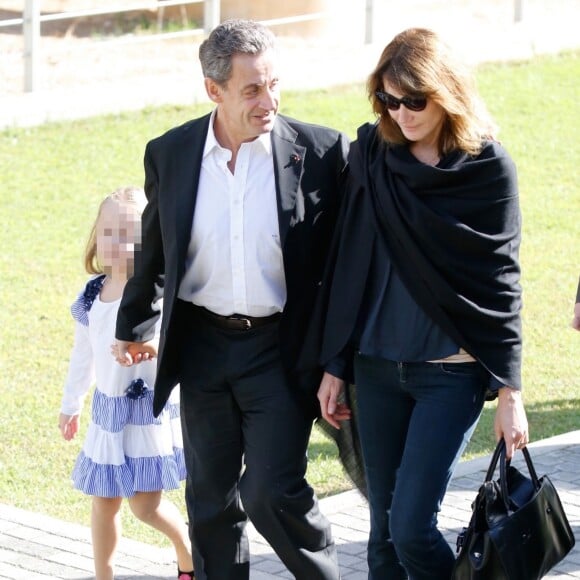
[313,28,529,579]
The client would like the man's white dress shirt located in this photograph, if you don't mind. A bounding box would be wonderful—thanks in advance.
[178,111,286,317]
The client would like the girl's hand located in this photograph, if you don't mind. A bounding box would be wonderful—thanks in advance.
[317,371,352,429]
[494,386,529,459]
[59,413,80,441]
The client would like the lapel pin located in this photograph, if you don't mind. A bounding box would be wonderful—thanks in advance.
[284,153,302,168]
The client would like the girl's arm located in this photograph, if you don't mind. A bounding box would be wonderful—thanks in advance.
[59,322,95,439]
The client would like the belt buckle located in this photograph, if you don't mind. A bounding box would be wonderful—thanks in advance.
[230,315,252,330]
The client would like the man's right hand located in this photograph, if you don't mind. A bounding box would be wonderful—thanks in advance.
[112,339,158,366]
[317,371,352,429]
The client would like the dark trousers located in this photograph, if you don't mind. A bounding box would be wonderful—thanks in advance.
[177,303,339,580]
[353,354,486,580]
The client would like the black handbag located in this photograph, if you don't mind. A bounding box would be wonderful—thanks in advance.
[452,438,575,579]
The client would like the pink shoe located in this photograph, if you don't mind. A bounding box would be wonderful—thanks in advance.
[178,569,194,579]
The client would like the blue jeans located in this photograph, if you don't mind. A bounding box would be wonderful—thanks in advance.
[353,354,487,580]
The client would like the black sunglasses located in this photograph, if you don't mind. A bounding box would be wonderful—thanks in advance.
[375,90,428,112]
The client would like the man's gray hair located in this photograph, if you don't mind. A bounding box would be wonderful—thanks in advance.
[199,19,276,85]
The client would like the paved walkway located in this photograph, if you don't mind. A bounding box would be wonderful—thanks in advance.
[1,430,579,579]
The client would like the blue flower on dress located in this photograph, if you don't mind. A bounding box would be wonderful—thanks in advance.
[125,378,149,400]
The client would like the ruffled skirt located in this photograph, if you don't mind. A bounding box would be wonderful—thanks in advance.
[71,387,185,498]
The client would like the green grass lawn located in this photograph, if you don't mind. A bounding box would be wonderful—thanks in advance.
[0,51,578,547]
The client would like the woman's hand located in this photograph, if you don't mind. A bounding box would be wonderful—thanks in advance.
[317,371,352,429]
[494,386,529,459]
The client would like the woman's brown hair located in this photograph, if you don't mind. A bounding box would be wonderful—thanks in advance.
[367,28,497,156]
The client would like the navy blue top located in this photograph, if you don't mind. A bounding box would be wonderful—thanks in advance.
[356,236,459,361]
[325,236,503,392]
[325,237,458,377]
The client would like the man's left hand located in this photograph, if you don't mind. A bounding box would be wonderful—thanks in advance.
[112,339,158,366]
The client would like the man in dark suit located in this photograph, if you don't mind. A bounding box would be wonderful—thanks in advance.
[115,19,348,580]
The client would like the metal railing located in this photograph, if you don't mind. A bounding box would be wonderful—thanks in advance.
[0,0,527,94]
[0,0,337,94]
[1,0,218,92]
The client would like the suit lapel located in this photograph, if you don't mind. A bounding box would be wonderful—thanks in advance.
[169,115,302,270]
[272,117,307,247]
[171,115,211,275]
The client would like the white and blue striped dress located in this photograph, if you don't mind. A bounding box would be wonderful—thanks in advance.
[61,275,186,498]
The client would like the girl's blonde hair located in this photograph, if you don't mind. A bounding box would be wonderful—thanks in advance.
[367,28,497,156]
[84,186,147,275]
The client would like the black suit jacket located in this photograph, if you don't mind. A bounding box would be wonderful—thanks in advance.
[116,113,349,415]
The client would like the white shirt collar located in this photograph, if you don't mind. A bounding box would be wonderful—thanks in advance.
[203,108,272,158]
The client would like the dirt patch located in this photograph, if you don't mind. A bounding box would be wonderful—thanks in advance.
[0,3,199,39]
[1,0,578,101]
[0,6,203,96]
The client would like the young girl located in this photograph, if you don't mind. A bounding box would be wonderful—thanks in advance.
[59,186,194,580]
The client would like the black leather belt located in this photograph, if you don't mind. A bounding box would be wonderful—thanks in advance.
[197,306,281,331]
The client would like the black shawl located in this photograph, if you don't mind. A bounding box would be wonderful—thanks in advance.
[319,122,523,392]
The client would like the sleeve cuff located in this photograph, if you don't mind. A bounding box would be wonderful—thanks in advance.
[324,356,347,380]
[488,377,521,392]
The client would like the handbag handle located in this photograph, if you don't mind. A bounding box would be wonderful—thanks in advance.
[485,439,541,512]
